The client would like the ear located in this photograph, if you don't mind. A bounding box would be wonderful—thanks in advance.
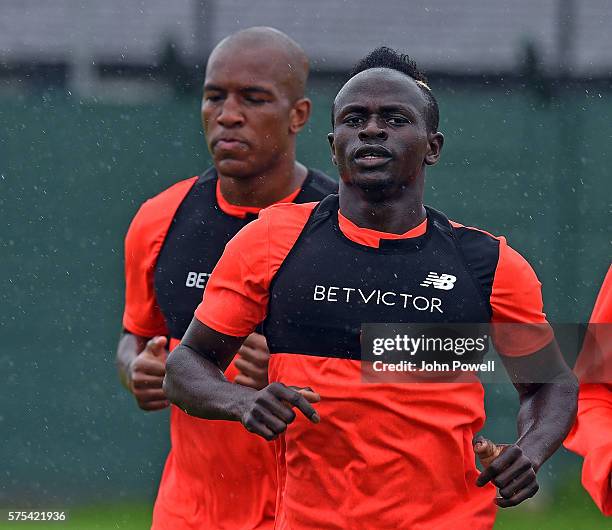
[289,98,312,134]
[424,132,444,166]
[327,132,337,166]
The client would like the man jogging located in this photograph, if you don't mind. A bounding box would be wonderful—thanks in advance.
[164,47,577,529]
[117,27,336,529]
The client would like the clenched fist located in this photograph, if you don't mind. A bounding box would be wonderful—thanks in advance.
[473,435,539,508]
[128,336,169,411]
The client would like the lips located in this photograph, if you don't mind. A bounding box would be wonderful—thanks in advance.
[212,137,249,151]
[353,144,392,168]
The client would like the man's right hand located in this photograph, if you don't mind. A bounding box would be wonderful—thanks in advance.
[240,382,320,441]
[128,336,169,411]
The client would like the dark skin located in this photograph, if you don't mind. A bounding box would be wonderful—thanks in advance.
[473,344,578,507]
[117,27,312,410]
[329,68,443,234]
[202,28,311,207]
[117,334,169,411]
[116,331,271,410]
[164,322,320,440]
[164,67,578,507]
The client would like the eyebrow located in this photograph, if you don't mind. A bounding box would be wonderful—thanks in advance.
[336,104,367,115]
[337,103,415,116]
[242,86,275,97]
[204,83,275,96]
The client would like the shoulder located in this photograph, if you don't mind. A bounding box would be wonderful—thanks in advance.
[260,201,319,234]
[450,219,531,273]
[294,168,337,203]
[449,218,542,299]
[450,220,504,247]
[231,201,317,245]
[451,221,548,323]
[134,176,198,226]
[223,202,319,274]
[125,176,198,253]
[448,220,504,283]
[306,168,338,194]
[261,200,319,220]
[128,177,197,234]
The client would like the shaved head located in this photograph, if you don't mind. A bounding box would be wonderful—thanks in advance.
[202,27,313,181]
[207,26,309,102]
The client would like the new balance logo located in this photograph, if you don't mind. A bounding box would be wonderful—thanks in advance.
[420,272,457,290]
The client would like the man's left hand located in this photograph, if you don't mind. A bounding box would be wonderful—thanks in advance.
[473,435,539,507]
[234,332,270,390]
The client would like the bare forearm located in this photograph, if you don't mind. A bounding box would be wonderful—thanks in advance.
[516,371,578,470]
[164,343,254,421]
[164,320,320,440]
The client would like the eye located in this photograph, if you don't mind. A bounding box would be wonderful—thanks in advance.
[244,96,267,105]
[343,115,364,127]
[386,115,410,125]
[204,93,223,103]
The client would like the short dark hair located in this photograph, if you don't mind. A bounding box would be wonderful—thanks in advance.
[344,47,439,133]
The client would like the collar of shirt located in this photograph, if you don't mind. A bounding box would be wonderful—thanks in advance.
[337,211,427,248]
[215,180,302,218]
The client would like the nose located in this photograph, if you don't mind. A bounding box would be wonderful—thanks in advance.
[358,116,388,141]
[216,96,244,128]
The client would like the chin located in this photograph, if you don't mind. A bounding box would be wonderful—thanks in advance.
[214,158,255,179]
[346,174,396,202]
[354,172,394,189]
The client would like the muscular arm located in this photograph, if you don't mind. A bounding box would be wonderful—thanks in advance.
[163,319,250,420]
[164,317,320,440]
[476,341,578,507]
[504,341,578,470]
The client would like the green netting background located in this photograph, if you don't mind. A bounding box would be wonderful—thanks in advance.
[1,80,610,504]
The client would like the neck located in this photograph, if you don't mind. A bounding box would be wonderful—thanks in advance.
[338,179,426,234]
[217,148,307,208]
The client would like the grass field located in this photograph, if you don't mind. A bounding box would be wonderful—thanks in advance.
[2,479,610,530]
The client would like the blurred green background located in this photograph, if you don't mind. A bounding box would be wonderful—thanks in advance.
[1,79,611,528]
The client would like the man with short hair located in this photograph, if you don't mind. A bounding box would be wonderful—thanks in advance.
[117,27,336,529]
[164,47,577,529]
